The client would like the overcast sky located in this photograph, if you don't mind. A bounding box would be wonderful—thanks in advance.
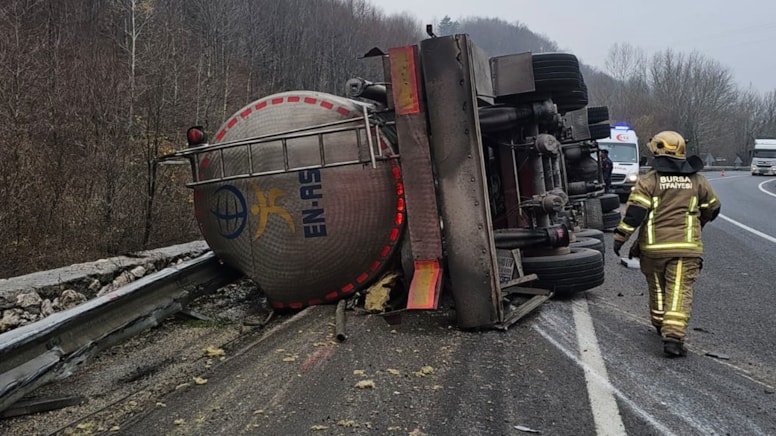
[371,0,776,94]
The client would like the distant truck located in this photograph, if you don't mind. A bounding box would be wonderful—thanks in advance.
[596,124,640,201]
[751,139,776,175]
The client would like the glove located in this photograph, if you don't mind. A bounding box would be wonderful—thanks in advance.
[613,239,624,256]
[628,242,641,259]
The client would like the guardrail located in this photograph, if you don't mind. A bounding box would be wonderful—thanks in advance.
[0,251,242,414]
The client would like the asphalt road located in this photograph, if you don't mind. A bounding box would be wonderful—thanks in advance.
[2,171,775,436]
[109,173,776,435]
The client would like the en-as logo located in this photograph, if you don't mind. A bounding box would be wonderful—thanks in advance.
[249,182,295,240]
[210,185,248,240]
[299,169,327,238]
[616,133,629,141]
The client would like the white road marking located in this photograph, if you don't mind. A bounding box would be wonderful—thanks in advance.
[758,178,776,198]
[704,174,748,181]
[534,321,679,436]
[718,214,776,244]
[571,298,627,436]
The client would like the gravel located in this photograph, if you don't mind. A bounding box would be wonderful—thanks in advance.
[0,277,286,435]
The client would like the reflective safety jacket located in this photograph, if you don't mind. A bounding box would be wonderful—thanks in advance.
[614,169,721,258]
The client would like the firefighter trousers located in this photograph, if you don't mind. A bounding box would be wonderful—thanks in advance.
[638,256,702,340]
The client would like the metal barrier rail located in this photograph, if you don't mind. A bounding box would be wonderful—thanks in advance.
[0,251,242,414]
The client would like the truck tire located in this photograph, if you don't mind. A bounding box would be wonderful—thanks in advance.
[574,228,604,243]
[603,210,621,230]
[570,236,605,263]
[584,197,604,230]
[535,77,583,92]
[533,65,581,74]
[521,247,604,296]
[588,123,611,140]
[586,106,609,124]
[598,193,620,212]
[532,53,580,66]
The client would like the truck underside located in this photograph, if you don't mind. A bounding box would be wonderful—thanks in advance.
[166,34,617,329]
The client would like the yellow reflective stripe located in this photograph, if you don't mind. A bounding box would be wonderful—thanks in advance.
[700,197,718,209]
[629,193,652,208]
[642,242,703,251]
[663,319,687,327]
[671,258,683,312]
[686,196,697,242]
[646,197,659,244]
[618,222,635,233]
[664,311,689,321]
[653,272,664,311]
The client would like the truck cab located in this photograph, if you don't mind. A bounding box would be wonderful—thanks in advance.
[751,139,776,175]
[596,124,640,201]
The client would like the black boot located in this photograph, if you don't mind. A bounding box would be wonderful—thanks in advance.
[663,337,687,357]
[654,325,662,336]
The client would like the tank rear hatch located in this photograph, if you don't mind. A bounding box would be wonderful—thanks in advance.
[192,91,404,309]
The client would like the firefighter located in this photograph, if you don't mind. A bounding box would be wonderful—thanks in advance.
[612,131,721,357]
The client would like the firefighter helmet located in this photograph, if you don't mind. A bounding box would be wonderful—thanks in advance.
[648,131,686,159]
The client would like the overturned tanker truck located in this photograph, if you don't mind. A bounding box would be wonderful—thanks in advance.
[163,34,614,330]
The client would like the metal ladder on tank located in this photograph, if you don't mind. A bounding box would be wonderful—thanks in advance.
[161,106,398,188]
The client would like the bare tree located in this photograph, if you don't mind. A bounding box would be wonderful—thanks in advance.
[605,43,646,83]
[649,49,736,157]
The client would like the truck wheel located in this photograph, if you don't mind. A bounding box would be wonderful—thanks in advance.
[588,123,611,140]
[586,106,609,124]
[532,53,580,66]
[598,193,620,212]
[570,236,605,263]
[533,65,581,74]
[603,210,621,230]
[521,247,604,296]
[584,198,604,230]
[574,228,604,243]
[535,78,583,93]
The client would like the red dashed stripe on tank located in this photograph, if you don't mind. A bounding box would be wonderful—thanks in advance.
[208,93,403,310]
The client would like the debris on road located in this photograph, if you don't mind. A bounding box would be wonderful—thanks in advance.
[705,351,730,360]
[414,366,435,377]
[203,346,225,357]
[355,380,375,389]
[335,299,347,342]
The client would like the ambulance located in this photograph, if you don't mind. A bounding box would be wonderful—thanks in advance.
[596,124,640,201]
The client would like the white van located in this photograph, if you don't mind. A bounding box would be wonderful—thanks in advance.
[751,139,776,175]
[596,124,640,201]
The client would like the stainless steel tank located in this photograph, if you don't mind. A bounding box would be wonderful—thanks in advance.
[192,91,404,308]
